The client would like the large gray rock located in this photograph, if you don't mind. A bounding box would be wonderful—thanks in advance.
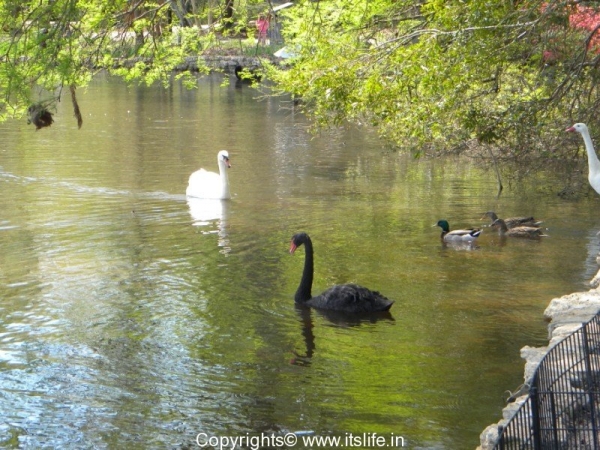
[544,290,600,330]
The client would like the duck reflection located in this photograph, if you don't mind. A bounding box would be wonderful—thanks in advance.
[441,240,481,251]
[187,198,230,254]
[290,304,394,367]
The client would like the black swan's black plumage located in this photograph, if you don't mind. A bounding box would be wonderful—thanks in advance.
[289,232,394,313]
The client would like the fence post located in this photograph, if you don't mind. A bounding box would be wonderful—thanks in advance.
[582,324,599,449]
[497,424,504,450]
[530,384,542,450]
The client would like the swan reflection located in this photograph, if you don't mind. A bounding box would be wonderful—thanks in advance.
[290,306,315,366]
[290,304,394,367]
[187,198,230,254]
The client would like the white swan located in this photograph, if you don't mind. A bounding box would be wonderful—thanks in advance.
[566,123,600,194]
[186,150,231,199]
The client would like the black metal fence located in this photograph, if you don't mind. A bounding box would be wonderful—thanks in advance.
[495,313,600,450]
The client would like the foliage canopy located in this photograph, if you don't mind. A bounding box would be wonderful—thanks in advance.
[2,0,600,187]
[268,0,600,185]
[0,0,261,122]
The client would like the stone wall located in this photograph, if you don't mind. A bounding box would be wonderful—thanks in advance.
[115,54,280,75]
[175,55,278,74]
[477,276,600,449]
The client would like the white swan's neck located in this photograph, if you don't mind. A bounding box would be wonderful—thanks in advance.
[581,128,600,177]
[218,159,231,199]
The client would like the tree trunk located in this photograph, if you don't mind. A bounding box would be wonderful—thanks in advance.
[223,0,234,29]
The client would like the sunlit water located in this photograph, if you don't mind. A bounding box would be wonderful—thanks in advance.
[1,74,599,449]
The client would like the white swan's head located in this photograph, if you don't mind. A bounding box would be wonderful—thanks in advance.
[218,150,231,168]
[566,123,588,134]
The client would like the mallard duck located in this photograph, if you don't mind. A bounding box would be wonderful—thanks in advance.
[491,218,548,238]
[482,211,542,229]
[435,220,481,243]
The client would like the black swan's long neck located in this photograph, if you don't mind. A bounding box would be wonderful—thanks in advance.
[295,238,314,303]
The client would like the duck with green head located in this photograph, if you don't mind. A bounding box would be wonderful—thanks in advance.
[435,220,481,243]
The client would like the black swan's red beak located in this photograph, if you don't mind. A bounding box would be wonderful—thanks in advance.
[289,241,298,254]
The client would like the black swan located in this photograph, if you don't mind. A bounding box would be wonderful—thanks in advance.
[289,232,394,313]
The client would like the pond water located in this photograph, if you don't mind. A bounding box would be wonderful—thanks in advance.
[1,74,599,449]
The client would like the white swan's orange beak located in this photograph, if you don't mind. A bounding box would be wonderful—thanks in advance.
[224,158,231,168]
[289,242,298,254]
[566,126,575,132]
